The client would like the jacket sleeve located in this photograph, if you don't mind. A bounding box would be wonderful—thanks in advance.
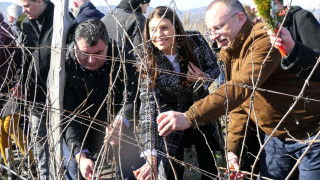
[131,14,146,48]
[185,26,281,128]
[227,107,251,154]
[281,41,320,82]
[293,10,320,51]
[139,79,158,151]
[119,48,139,120]
[63,60,87,157]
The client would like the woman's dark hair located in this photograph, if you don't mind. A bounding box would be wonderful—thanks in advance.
[143,6,199,87]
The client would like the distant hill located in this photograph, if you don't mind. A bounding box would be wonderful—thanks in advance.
[96,5,116,15]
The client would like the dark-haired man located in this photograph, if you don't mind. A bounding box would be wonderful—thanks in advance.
[101,0,150,51]
[63,19,142,180]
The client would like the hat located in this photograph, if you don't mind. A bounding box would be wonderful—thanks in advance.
[117,0,150,11]
[136,0,151,4]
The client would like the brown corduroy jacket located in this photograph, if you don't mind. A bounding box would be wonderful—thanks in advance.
[185,19,320,154]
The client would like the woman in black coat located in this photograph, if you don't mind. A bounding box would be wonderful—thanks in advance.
[135,6,222,180]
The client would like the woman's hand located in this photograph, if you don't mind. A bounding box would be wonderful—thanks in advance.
[187,62,208,82]
[134,156,157,180]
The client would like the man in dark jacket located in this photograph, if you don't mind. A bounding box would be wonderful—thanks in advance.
[19,0,55,179]
[268,25,320,82]
[72,0,103,23]
[101,0,150,51]
[266,0,320,81]
[63,19,142,180]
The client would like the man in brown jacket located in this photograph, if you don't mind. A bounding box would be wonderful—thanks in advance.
[156,0,320,179]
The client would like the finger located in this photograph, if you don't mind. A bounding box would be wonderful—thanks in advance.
[188,64,195,75]
[140,167,151,180]
[137,167,146,179]
[157,116,171,132]
[232,161,240,171]
[159,122,174,137]
[189,62,200,72]
[156,112,168,124]
[134,168,141,178]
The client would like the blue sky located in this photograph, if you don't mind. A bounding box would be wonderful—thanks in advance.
[4,0,320,12]
[88,0,320,11]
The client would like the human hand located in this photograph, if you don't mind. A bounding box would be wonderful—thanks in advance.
[104,117,125,145]
[187,62,208,82]
[75,153,97,180]
[227,152,239,171]
[133,156,157,180]
[226,152,246,179]
[157,111,191,136]
[267,24,295,55]
[10,84,23,98]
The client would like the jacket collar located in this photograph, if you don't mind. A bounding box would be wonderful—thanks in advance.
[76,1,94,16]
[116,0,142,12]
[33,1,54,23]
[283,6,302,27]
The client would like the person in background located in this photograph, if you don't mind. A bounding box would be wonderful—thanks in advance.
[63,19,140,180]
[101,0,150,51]
[19,0,55,178]
[134,6,221,180]
[268,25,320,82]
[156,0,320,179]
[71,0,103,23]
[6,4,23,37]
[0,9,33,168]
[256,0,320,81]
[101,1,151,180]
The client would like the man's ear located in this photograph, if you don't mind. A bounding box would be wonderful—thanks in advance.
[238,12,247,25]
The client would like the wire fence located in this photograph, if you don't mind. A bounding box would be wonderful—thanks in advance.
[0,0,319,180]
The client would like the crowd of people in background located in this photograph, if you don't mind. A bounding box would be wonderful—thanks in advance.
[0,0,319,179]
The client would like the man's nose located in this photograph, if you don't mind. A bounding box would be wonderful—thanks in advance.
[87,55,97,64]
[211,33,220,41]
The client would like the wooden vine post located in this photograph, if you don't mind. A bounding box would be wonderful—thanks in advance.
[48,0,74,179]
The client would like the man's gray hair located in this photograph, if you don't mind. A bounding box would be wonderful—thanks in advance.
[75,19,109,47]
[7,4,23,19]
[207,0,247,15]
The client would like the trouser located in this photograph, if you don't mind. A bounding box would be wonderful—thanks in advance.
[0,114,34,165]
[158,128,219,180]
[183,126,219,180]
[259,133,320,180]
[31,114,49,180]
[63,143,85,180]
[114,129,145,180]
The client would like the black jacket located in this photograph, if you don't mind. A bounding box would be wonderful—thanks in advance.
[101,0,146,50]
[282,6,320,81]
[20,1,54,114]
[75,1,104,23]
[63,40,138,157]
[282,41,320,82]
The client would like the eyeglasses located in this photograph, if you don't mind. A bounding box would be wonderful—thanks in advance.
[207,12,239,37]
[74,43,108,62]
